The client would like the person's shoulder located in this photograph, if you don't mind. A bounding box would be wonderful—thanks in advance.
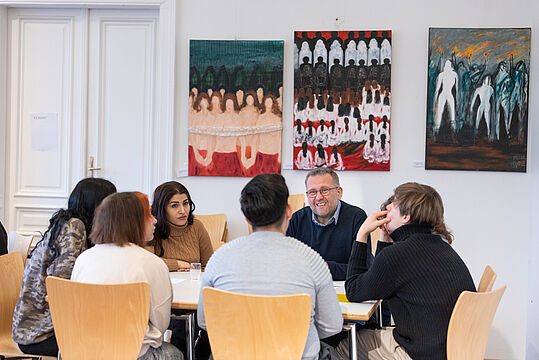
[290,205,312,222]
[282,235,325,263]
[191,218,204,229]
[130,244,169,272]
[64,217,86,232]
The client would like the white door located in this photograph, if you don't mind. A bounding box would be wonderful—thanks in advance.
[86,8,158,192]
[4,7,159,233]
[5,7,87,234]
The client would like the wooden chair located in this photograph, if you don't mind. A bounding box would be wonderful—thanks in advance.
[202,287,311,360]
[477,265,497,292]
[0,252,56,360]
[0,252,24,356]
[287,194,305,213]
[195,214,228,251]
[248,194,306,234]
[369,227,381,255]
[45,277,150,360]
[446,285,506,360]
[7,233,34,267]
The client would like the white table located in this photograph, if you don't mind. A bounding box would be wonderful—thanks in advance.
[170,272,381,360]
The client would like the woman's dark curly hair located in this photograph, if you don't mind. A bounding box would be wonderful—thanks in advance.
[36,178,116,257]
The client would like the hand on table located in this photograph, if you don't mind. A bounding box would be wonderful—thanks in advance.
[177,260,191,271]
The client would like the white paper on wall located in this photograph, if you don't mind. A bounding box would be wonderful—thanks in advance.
[30,113,58,151]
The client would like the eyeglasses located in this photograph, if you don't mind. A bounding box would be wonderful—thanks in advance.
[306,186,339,198]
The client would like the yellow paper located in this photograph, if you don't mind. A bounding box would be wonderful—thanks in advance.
[337,293,350,303]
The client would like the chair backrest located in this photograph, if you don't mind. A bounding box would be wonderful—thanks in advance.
[369,227,381,255]
[477,265,497,292]
[46,276,150,360]
[7,232,34,265]
[248,194,306,234]
[195,214,228,251]
[202,287,311,360]
[446,285,506,360]
[0,252,24,349]
[288,194,305,213]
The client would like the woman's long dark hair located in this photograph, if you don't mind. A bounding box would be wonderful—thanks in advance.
[151,181,196,257]
[37,178,117,257]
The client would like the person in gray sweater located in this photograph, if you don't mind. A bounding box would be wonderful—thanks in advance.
[197,174,343,360]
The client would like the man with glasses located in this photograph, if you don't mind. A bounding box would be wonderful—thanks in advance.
[287,167,368,281]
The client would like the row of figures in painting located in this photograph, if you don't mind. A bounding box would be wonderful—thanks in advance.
[294,80,390,125]
[294,115,390,148]
[294,33,391,91]
[296,144,345,170]
[295,131,390,171]
[431,58,528,143]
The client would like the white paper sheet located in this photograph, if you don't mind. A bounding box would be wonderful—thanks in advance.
[31,113,58,151]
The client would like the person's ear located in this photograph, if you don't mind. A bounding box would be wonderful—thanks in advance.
[401,214,410,224]
[337,186,343,200]
[286,204,293,221]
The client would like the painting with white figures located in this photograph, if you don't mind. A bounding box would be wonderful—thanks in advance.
[293,31,391,171]
[426,28,530,172]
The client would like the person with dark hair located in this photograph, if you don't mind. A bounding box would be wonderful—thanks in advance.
[12,178,116,356]
[314,144,328,167]
[295,141,313,170]
[149,181,213,358]
[337,183,475,360]
[294,119,306,147]
[148,181,213,272]
[71,192,183,360]
[317,119,328,147]
[328,146,344,170]
[286,168,368,281]
[198,174,343,360]
[328,119,338,147]
[0,219,7,255]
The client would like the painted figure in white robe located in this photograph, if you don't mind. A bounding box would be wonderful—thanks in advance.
[329,40,344,71]
[367,38,380,66]
[329,146,344,170]
[363,133,379,163]
[470,76,494,137]
[433,60,458,136]
[314,144,328,167]
[314,39,328,64]
[296,141,313,170]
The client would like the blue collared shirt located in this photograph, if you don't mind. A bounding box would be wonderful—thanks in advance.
[311,200,342,227]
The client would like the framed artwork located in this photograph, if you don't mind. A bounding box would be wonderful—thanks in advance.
[188,40,284,177]
[293,31,391,171]
[426,28,530,172]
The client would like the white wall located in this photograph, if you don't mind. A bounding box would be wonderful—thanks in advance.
[174,1,534,358]
[526,1,538,359]
[0,7,6,221]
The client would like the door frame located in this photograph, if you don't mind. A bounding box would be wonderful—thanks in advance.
[0,0,175,221]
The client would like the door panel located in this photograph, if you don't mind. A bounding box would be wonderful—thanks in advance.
[87,8,158,193]
[6,7,86,233]
[5,7,159,233]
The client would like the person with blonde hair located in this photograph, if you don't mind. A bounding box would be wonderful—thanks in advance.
[337,182,475,360]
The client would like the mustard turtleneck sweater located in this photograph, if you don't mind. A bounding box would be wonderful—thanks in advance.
[146,218,214,271]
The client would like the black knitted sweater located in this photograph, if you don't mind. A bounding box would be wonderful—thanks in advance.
[345,224,476,360]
